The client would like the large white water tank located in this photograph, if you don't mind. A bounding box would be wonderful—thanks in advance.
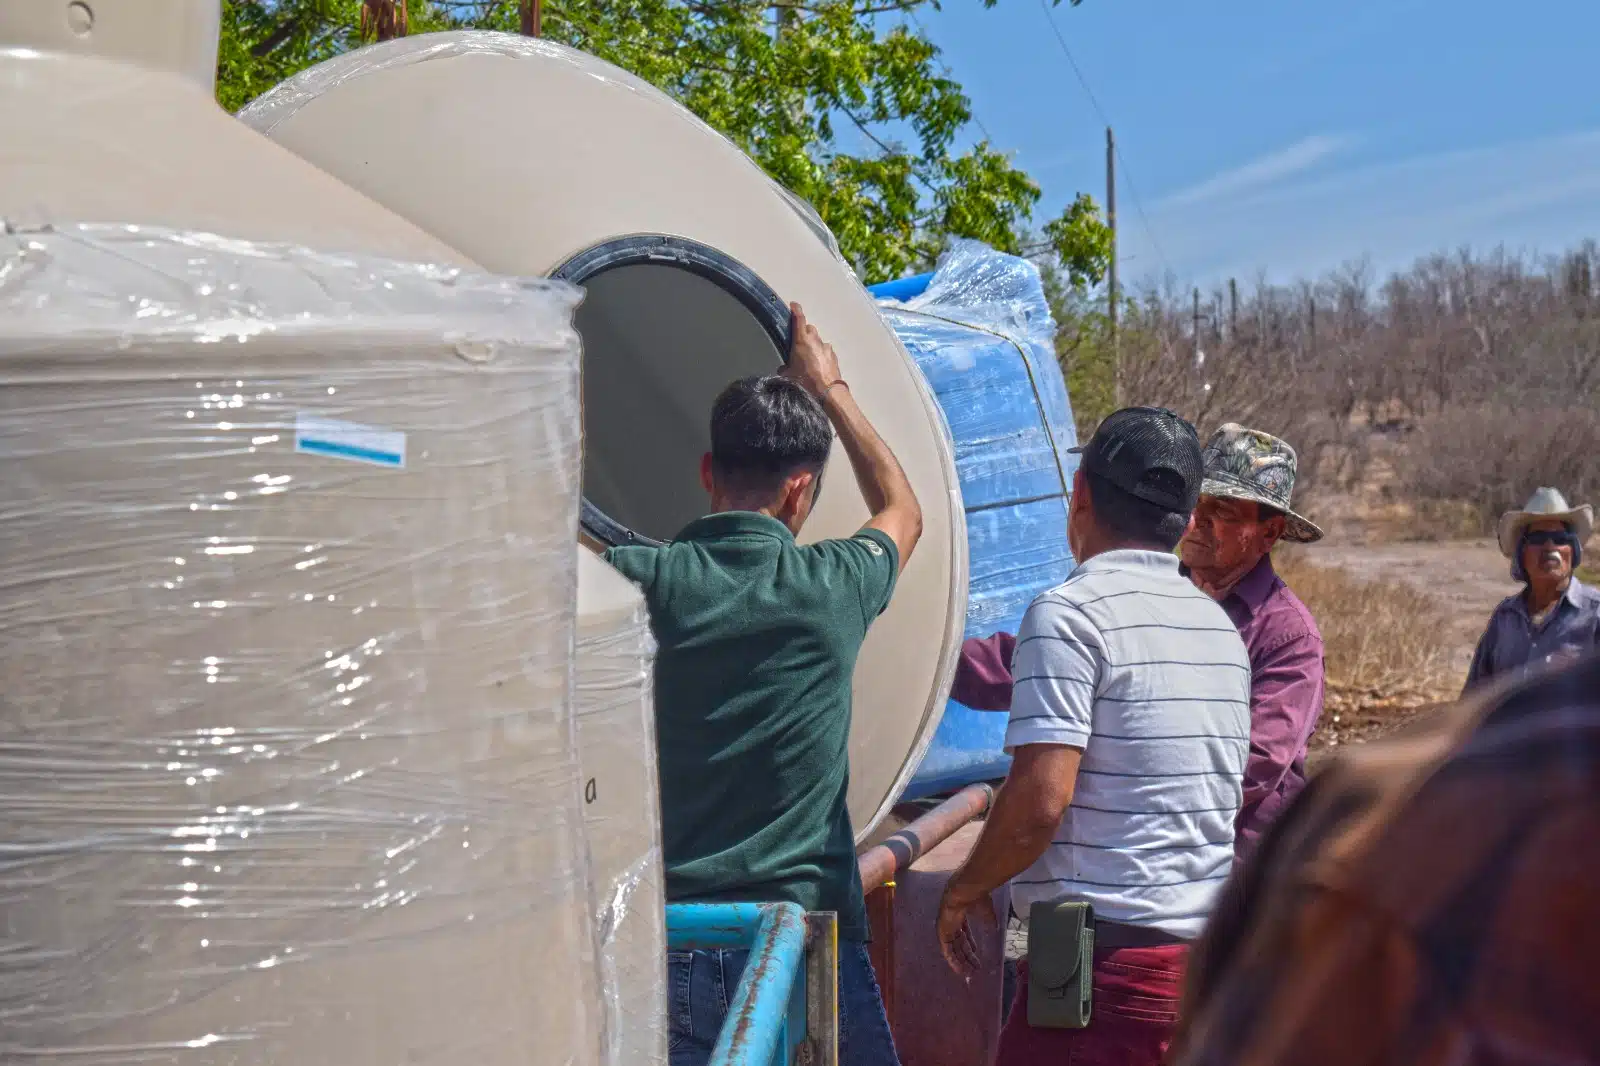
[240,31,968,839]
[0,5,606,1064]
[0,2,459,260]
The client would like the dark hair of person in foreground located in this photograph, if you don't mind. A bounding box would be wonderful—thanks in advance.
[1171,649,1600,1065]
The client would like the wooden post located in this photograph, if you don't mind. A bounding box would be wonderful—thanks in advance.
[1106,127,1120,406]
[520,0,541,36]
[1192,287,1202,362]
[359,0,407,41]
[1229,277,1239,339]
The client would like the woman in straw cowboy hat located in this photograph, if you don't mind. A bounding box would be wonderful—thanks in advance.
[1464,487,1598,691]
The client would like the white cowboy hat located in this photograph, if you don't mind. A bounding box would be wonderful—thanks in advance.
[1496,486,1594,558]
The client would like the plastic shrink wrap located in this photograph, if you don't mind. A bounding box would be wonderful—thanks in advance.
[878,241,1080,796]
[0,223,601,1066]
[575,550,667,1066]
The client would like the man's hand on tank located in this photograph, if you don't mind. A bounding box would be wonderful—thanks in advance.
[783,302,844,398]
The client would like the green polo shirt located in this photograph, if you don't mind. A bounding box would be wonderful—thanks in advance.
[604,511,899,941]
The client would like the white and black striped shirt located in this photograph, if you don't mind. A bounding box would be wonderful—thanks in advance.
[1004,549,1251,939]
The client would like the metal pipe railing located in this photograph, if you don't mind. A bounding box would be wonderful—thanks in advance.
[664,902,812,1066]
[857,782,995,894]
[856,782,995,1036]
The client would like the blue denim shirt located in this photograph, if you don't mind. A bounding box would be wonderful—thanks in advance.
[1465,578,1600,691]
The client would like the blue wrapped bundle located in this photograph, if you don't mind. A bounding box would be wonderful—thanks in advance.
[872,241,1079,797]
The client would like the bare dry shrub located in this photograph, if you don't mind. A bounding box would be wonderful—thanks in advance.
[1275,551,1455,716]
[1070,242,1600,523]
[1402,401,1600,533]
[1363,490,1503,543]
[1112,283,1367,503]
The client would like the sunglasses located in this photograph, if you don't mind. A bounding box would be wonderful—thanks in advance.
[1524,529,1577,547]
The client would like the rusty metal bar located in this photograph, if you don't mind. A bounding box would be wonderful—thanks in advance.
[865,882,897,1033]
[857,783,994,894]
[665,902,808,1066]
[803,912,839,1066]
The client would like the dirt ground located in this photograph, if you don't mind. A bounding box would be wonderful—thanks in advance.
[1301,527,1594,753]
[1314,535,1511,677]
[1301,529,1507,754]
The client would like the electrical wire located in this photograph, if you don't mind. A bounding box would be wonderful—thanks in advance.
[1035,0,1173,279]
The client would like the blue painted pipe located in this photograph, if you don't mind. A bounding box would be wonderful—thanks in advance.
[666,901,784,950]
[665,902,809,1066]
[865,271,935,302]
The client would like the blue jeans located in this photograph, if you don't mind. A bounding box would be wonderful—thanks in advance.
[667,940,901,1066]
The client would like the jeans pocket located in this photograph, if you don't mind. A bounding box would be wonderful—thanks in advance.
[667,950,695,1048]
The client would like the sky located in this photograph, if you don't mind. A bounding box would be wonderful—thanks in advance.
[906,0,1600,288]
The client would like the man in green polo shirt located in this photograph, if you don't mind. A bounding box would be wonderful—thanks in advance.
[605,303,922,1066]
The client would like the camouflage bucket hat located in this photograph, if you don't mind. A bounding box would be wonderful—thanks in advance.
[1199,423,1324,544]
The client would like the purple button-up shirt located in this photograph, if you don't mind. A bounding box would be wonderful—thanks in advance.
[952,554,1326,860]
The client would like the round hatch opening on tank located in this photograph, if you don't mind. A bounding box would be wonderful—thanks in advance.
[554,234,795,548]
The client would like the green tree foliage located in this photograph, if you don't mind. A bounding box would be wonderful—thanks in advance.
[219,0,1109,283]
[1039,258,1120,437]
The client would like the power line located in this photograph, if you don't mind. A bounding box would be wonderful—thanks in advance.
[1035,0,1172,279]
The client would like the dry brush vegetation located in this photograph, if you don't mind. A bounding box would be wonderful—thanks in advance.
[1273,551,1455,749]
[1047,240,1600,740]
[1053,240,1600,530]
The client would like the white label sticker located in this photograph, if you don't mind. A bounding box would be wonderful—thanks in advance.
[294,414,406,469]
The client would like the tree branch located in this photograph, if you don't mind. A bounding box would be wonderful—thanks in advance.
[251,14,305,57]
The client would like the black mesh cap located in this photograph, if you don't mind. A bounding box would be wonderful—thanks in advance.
[1069,407,1204,513]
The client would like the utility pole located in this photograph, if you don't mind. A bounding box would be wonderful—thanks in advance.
[1228,278,1239,339]
[520,0,541,36]
[1106,127,1120,406]
[1192,287,1202,362]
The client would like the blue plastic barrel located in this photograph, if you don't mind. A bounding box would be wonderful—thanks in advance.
[871,241,1079,799]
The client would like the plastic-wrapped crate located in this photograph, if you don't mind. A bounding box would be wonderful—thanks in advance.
[876,241,1080,796]
[576,550,667,1066]
[0,224,600,1066]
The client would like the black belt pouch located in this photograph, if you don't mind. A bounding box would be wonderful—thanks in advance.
[1026,900,1094,1029]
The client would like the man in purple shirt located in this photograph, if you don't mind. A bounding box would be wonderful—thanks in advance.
[954,423,1326,860]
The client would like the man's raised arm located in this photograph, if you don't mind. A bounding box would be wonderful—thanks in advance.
[783,302,923,566]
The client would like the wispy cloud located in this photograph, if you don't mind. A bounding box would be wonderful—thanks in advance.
[1156,134,1352,210]
[1120,128,1600,286]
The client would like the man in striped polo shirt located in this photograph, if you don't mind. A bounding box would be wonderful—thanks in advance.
[936,407,1250,1066]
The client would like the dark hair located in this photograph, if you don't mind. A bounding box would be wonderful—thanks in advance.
[1085,470,1189,549]
[1257,502,1286,523]
[709,375,833,496]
